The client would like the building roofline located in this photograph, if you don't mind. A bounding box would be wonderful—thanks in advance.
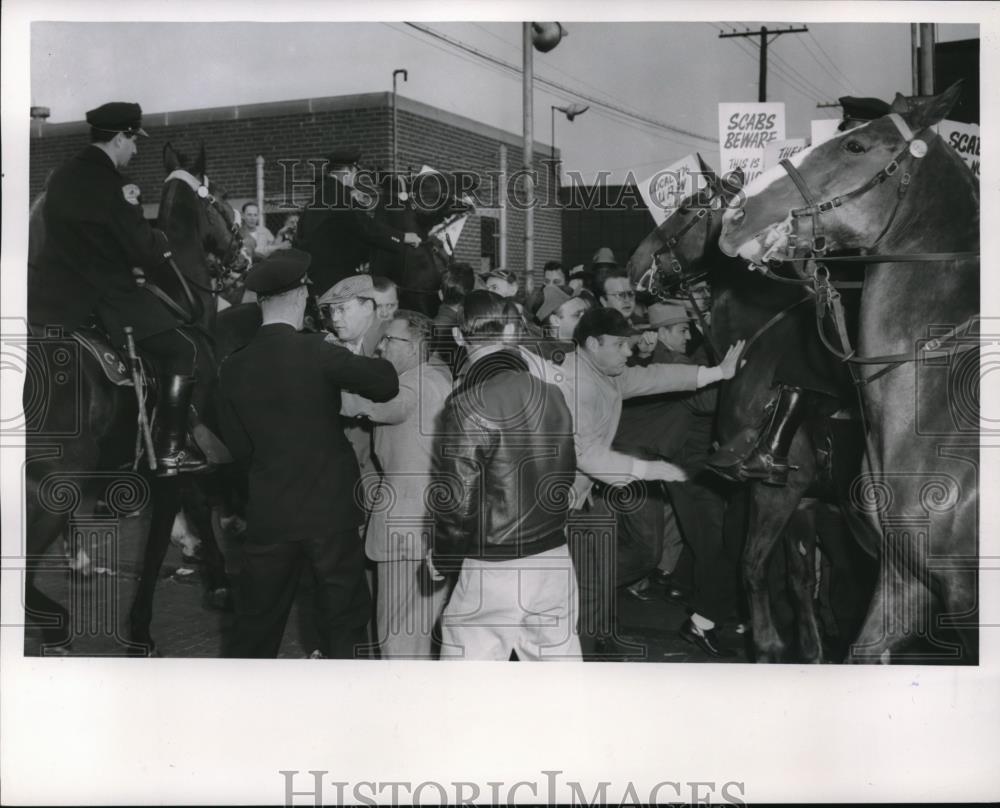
[31,91,558,157]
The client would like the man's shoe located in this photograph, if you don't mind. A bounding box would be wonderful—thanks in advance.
[679,618,736,658]
[649,570,690,604]
[624,577,656,602]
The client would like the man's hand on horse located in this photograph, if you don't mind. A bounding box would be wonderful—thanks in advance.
[403,232,422,247]
[718,339,747,379]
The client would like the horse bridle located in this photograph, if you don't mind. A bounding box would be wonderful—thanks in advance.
[163,169,245,276]
[751,115,980,382]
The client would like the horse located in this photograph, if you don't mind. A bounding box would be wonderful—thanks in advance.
[369,168,474,317]
[718,83,979,664]
[627,167,877,662]
[23,141,248,656]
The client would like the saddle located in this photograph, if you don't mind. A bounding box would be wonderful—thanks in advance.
[72,327,149,388]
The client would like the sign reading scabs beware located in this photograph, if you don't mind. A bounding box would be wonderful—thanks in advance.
[935,120,980,177]
[718,102,785,184]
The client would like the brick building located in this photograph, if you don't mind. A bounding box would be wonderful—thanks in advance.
[29,92,562,283]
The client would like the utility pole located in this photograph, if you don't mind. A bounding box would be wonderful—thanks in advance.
[719,26,809,102]
[918,23,935,95]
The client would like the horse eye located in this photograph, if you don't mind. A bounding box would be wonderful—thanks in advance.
[843,140,866,155]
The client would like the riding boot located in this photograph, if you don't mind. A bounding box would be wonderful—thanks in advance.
[738,385,807,486]
[154,375,210,476]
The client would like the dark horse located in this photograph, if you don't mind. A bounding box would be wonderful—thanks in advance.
[719,84,979,663]
[627,167,877,662]
[370,168,474,317]
[24,142,247,655]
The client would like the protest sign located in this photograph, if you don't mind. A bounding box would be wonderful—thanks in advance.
[764,138,807,171]
[935,119,980,177]
[637,153,708,226]
[719,102,785,184]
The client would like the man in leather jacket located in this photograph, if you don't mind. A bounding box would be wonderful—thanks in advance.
[430,291,581,660]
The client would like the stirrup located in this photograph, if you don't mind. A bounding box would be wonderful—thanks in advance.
[155,446,211,477]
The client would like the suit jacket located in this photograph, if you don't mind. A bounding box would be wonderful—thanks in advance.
[295,175,406,296]
[218,323,399,543]
[30,146,176,342]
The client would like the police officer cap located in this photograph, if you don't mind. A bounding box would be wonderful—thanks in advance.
[839,96,891,123]
[326,146,363,167]
[316,274,375,307]
[86,102,149,137]
[244,248,312,296]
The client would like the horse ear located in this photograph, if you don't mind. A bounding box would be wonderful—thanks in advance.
[163,142,180,172]
[696,153,721,190]
[194,143,207,179]
[889,92,910,114]
[720,168,745,201]
[904,81,962,130]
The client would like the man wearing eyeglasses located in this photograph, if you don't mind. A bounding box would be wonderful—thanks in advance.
[598,269,657,360]
[341,311,452,658]
[29,102,210,475]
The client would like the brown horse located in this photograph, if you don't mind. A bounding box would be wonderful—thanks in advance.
[627,169,876,662]
[719,84,979,663]
[24,142,247,655]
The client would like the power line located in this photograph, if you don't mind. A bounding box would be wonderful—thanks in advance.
[807,30,862,95]
[719,25,810,102]
[388,22,708,153]
[402,21,718,143]
[713,24,825,103]
[794,35,856,95]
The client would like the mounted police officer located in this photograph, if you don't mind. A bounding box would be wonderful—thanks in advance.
[29,102,208,475]
[295,146,422,297]
[217,249,399,658]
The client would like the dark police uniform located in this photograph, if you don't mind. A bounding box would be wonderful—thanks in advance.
[30,102,209,475]
[295,147,408,297]
[29,107,179,350]
[218,249,399,658]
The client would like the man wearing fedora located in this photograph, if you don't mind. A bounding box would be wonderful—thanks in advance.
[296,147,422,297]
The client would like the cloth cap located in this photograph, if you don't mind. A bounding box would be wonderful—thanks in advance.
[326,146,363,167]
[839,96,891,124]
[484,268,518,285]
[316,274,375,306]
[244,248,312,295]
[536,284,573,322]
[86,102,148,137]
[578,307,632,340]
[567,264,590,281]
[647,302,692,328]
[591,247,617,267]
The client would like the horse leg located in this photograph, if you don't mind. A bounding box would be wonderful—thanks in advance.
[783,504,823,663]
[128,477,181,655]
[24,503,73,654]
[181,479,232,611]
[933,568,979,665]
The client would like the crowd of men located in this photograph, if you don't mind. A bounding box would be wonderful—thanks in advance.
[30,100,752,662]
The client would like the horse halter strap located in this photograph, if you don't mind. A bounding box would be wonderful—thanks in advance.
[779,113,929,255]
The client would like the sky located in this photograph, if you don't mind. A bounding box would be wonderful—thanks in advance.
[29,14,980,184]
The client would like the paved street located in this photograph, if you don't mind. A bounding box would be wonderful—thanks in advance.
[22,502,749,663]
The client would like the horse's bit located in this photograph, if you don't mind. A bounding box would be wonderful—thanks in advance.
[759,115,980,383]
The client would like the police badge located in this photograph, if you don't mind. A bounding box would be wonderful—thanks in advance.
[122,183,142,206]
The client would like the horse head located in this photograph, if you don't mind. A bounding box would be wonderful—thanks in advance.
[627,161,744,299]
[160,142,248,280]
[719,82,966,266]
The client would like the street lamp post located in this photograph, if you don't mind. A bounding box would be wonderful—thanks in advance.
[550,103,589,184]
[392,68,408,178]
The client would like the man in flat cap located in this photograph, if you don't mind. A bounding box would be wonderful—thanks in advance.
[536,283,591,342]
[217,249,399,658]
[296,147,422,297]
[29,101,209,474]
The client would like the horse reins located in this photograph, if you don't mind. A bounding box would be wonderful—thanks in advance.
[750,115,981,384]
